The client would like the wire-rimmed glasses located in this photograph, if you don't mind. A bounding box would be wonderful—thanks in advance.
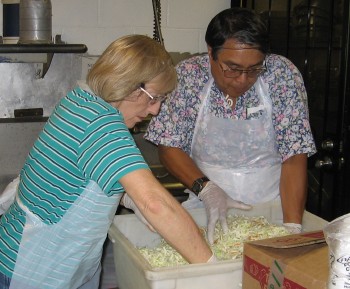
[218,61,266,78]
[139,84,167,105]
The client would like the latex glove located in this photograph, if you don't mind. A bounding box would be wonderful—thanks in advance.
[283,223,302,234]
[198,181,252,244]
[121,193,156,232]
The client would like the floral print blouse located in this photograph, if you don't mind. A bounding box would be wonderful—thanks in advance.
[144,53,316,162]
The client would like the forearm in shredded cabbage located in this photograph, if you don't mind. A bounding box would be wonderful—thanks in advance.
[137,215,289,268]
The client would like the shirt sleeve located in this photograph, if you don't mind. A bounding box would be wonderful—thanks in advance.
[145,55,209,155]
[267,54,317,162]
[77,112,149,195]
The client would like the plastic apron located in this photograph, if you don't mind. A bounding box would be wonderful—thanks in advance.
[9,180,121,289]
[187,76,282,211]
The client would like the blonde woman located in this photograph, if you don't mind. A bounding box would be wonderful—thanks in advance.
[0,35,213,289]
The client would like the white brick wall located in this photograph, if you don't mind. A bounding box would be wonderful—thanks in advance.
[1,0,231,55]
[0,0,231,185]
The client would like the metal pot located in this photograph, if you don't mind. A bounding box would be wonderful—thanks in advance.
[19,0,52,44]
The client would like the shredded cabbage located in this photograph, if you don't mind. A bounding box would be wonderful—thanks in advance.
[138,215,289,268]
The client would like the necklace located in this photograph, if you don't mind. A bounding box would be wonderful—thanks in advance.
[225,94,234,107]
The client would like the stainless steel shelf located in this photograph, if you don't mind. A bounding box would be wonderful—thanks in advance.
[0,43,87,54]
[0,43,88,78]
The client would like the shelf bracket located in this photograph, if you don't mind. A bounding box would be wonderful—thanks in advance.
[41,52,54,78]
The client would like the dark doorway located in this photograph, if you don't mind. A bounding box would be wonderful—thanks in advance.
[232,0,350,221]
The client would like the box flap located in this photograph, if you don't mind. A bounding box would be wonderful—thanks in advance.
[243,243,329,289]
[248,230,325,248]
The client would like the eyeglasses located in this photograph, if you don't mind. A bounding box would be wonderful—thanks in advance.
[218,61,266,78]
[139,85,167,105]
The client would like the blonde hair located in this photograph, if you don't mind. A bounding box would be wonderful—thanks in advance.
[87,35,177,102]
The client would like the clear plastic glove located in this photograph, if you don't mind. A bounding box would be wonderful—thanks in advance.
[283,223,302,234]
[121,193,156,232]
[198,181,252,244]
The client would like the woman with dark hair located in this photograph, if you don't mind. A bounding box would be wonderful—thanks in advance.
[0,34,214,289]
[146,8,316,244]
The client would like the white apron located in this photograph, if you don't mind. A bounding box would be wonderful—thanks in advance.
[9,180,121,289]
[188,76,281,206]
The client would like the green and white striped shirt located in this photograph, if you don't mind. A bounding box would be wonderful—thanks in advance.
[0,87,148,277]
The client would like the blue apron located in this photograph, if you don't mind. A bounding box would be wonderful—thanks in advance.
[9,180,120,289]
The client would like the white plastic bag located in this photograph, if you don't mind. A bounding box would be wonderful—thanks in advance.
[324,213,350,289]
[0,176,20,215]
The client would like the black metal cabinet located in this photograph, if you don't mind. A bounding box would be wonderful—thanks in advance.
[232,0,350,221]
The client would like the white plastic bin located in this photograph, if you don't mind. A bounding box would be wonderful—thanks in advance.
[108,204,328,289]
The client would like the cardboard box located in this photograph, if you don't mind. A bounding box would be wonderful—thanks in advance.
[243,230,329,289]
